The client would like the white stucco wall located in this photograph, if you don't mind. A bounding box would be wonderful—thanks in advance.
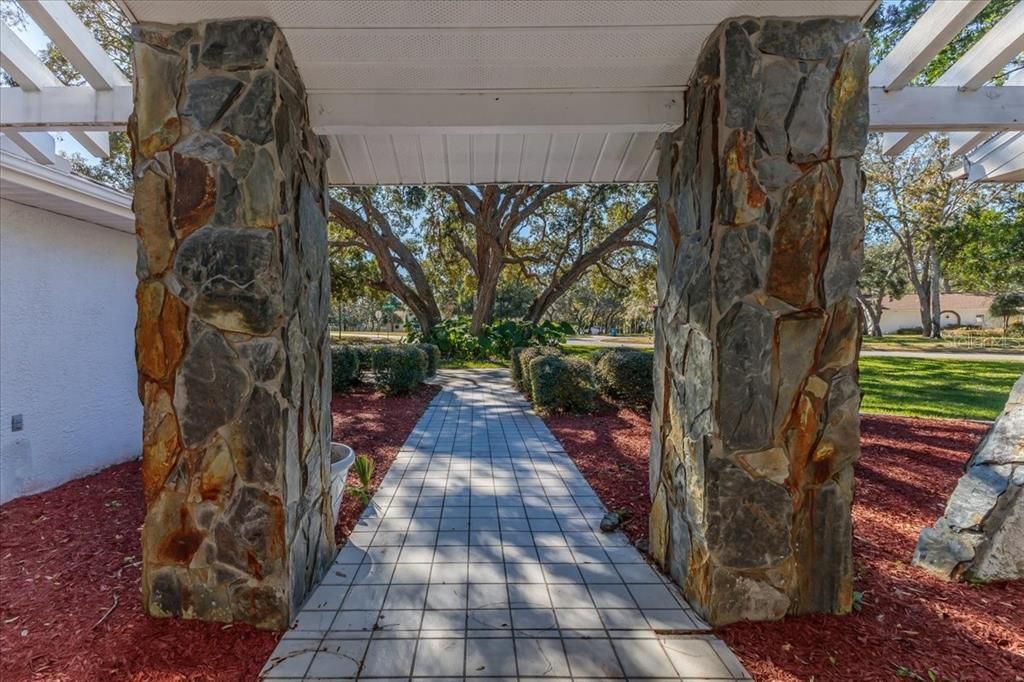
[0,198,141,504]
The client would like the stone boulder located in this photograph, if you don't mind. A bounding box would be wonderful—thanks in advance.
[913,374,1024,582]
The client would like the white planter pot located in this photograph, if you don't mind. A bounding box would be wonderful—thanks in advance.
[329,442,355,519]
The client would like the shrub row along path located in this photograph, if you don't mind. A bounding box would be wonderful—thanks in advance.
[263,369,750,680]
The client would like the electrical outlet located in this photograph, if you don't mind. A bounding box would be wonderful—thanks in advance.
[11,414,23,432]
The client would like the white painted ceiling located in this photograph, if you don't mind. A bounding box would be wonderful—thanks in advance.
[121,1,877,185]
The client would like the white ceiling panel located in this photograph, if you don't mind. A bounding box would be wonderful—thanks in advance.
[123,0,875,184]
[123,1,876,29]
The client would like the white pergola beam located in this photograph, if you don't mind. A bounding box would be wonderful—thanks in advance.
[968,130,1020,163]
[68,129,110,157]
[309,91,684,135]
[947,130,992,156]
[19,0,129,91]
[869,0,987,91]
[0,23,62,90]
[3,131,56,164]
[869,86,1024,132]
[0,84,133,131]
[967,132,1024,181]
[933,2,1024,90]
[882,2,1024,154]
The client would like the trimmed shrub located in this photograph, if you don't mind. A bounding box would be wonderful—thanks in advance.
[330,345,360,391]
[372,345,427,395]
[351,344,380,378]
[415,342,440,377]
[528,355,597,413]
[595,349,654,406]
[514,346,561,392]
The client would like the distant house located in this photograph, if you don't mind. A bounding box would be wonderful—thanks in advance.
[879,293,997,333]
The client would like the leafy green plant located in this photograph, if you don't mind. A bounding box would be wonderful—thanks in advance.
[594,349,654,406]
[330,345,360,392]
[415,343,441,377]
[513,346,562,392]
[409,316,573,361]
[347,454,375,505]
[528,355,597,413]
[372,346,427,395]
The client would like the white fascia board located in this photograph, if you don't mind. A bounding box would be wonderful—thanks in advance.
[309,91,685,135]
[869,0,987,91]
[3,131,56,164]
[0,23,62,90]
[0,85,133,130]
[0,144,133,230]
[869,86,1024,132]
[19,0,130,91]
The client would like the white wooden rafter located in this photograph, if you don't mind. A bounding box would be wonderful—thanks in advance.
[880,1,1024,156]
[1,0,125,160]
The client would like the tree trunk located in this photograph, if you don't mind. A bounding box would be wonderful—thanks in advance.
[470,251,502,335]
[857,295,884,337]
[928,249,943,339]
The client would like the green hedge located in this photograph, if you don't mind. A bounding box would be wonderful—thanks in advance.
[512,346,562,392]
[528,354,596,413]
[415,343,440,377]
[594,349,654,406]
[351,344,380,378]
[330,345,360,391]
[372,345,427,395]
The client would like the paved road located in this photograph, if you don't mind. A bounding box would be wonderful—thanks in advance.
[568,336,1023,363]
[262,370,750,681]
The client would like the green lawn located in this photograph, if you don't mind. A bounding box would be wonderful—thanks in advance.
[861,333,1023,355]
[859,357,1021,421]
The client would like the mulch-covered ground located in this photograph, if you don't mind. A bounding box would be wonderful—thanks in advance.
[0,382,438,682]
[546,404,1024,681]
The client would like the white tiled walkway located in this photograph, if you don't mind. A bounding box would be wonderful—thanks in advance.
[262,370,750,681]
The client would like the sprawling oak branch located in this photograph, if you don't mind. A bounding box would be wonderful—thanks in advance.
[328,193,441,334]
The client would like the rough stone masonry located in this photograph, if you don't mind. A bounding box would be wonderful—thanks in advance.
[914,374,1024,582]
[651,17,868,625]
[129,19,334,629]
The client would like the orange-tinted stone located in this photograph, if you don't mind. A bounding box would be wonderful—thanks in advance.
[173,154,216,238]
[135,170,174,275]
[136,281,168,380]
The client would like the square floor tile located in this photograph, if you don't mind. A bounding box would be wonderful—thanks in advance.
[510,607,556,629]
[548,584,593,608]
[508,583,551,608]
[469,583,509,609]
[420,608,466,630]
[467,608,512,630]
[305,639,368,678]
[391,562,432,584]
[412,637,465,677]
[330,609,380,632]
[261,639,319,679]
[341,583,388,610]
[661,637,735,678]
[465,637,517,677]
[629,583,682,609]
[643,608,700,631]
[430,563,469,584]
[377,609,422,631]
[467,562,506,584]
[554,608,604,629]
[383,583,428,610]
[426,584,468,609]
[611,637,677,677]
[360,638,417,677]
[515,638,571,677]
[589,583,637,609]
[563,638,624,678]
[616,562,664,584]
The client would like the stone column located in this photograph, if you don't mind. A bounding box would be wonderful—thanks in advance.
[650,17,868,625]
[130,19,334,629]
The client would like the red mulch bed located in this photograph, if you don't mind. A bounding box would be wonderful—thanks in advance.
[546,405,1024,681]
[0,383,438,682]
